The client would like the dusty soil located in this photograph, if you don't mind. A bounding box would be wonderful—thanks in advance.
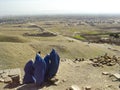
[1,59,119,90]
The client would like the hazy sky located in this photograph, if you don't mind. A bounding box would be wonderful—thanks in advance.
[0,0,120,16]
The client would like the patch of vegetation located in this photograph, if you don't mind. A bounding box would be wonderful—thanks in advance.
[73,35,86,41]
[80,30,100,35]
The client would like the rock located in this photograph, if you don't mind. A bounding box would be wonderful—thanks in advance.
[92,59,98,63]
[0,78,4,82]
[81,58,85,61]
[1,73,8,78]
[89,59,94,61]
[109,73,120,81]
[8,68,21,76]
[54,80,61,85]
[85,86,91,90]
[66,85,80,90]
[62,79,67,82]
[11,75,20,84]
[92,63,103,67]
[112,73,120,80]
[102,72,110,75]
[94,88,102,90]
[4,77,12,83]
[0,68,21,84]
[74,58,85,63]
[54,79,66,85]
[61,59,66,62]
[107,63,115,66]
[50,77,59,82]
[90,54,119,66]
[107,85,118,90]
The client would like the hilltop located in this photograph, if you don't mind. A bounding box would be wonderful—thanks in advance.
[0,15,120,90]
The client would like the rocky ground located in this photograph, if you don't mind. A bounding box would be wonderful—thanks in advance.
[0,55,120,90]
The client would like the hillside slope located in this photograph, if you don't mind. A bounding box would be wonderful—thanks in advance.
[0,34,119,69]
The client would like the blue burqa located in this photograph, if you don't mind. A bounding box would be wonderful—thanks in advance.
[33,54,46,85]
[48,49,60,79]
[44,54,50,80]
[23,60,35,84]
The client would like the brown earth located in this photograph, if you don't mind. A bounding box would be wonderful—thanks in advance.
[0,58,119,90]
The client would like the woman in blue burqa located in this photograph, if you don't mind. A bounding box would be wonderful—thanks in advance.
[33,51,46,86]
[23,51,46,86]
[44,49,60,80]
[23,60,35,84]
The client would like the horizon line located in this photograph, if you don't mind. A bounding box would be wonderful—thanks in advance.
[1,13,120,17]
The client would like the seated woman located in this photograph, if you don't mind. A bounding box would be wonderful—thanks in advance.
[44,49,60,80]
[23,60,35,84]
[33,51,46,86]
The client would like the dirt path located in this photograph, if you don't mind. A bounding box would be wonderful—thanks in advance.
[65,36,120,56]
